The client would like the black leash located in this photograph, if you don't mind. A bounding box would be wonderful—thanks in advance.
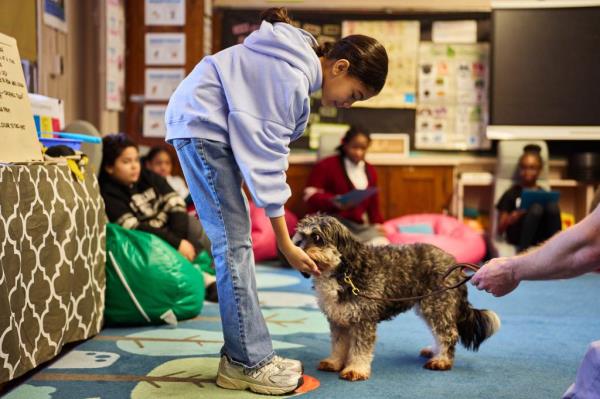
[343,262,480,302]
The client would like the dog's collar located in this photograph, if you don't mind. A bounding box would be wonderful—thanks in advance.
[334,257,349,282]
[334,257,357,296]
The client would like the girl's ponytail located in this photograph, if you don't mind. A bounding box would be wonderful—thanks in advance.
[314,41,334,57]
[260,7,292,25]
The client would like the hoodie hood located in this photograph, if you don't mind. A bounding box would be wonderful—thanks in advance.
[244,21,322,93]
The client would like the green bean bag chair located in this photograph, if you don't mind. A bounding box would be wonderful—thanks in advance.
[104,223,212,326]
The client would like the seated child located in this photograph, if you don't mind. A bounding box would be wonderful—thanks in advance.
[496,144,562,252]
[99,134,217,301]
[143,146,190,202]
[304,126,389,245]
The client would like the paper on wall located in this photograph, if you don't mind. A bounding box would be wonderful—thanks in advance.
[432,20,477,44]
[145,0,185,26]
[342,20,420,109]
[143,105,167,138]
[145,33,186,66]
[145,68,184,100]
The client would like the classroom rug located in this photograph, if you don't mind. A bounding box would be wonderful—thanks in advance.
[3,264,600,399]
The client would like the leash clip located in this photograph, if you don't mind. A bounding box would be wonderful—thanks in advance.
[344,273,360,296]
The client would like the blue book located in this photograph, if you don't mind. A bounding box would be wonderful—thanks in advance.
[334,187,378,207]
[519,190,560,210]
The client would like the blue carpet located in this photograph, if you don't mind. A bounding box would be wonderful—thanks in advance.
[4,266,599,399]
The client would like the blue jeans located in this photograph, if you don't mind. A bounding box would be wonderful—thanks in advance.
[171,138,274,370]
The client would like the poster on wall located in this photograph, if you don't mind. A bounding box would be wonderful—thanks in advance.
[342,20,420,109]
[145,33,186,65]
[145,68,184,100]
[43,0,67,32]
[0,33,43,162]
[106,0,125,111]
[143,105,167,137]
[415,42,489,150]
[145,0,185,26]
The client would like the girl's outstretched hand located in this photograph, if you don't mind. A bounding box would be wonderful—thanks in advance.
[281,244,321,277]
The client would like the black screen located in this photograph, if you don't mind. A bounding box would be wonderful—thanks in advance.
[491,7,600,126]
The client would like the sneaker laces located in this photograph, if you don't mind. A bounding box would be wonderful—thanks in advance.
[244,360,284,378]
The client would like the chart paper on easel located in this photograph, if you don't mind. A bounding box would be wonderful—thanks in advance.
[0,33,43,163]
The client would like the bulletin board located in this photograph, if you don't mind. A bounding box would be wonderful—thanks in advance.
[215,8,491,151]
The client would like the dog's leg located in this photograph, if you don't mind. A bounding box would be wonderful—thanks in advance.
[419,343,438,359]
[339,322,376,381]
[318,321,349,372]
[419,297,458,371]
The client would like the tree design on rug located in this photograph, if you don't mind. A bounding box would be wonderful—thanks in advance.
[2,384,56,399]
[106,329,302,356]
[255,272,302,289]
[129,357,319,398]
[257,292,319,308]
[188,308,329,335]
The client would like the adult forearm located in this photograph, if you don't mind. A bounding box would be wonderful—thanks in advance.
[513,214,600,281]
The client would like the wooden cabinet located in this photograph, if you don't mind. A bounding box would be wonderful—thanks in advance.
[286,163,454,220]
[285,163,313,218]
[376,166,454,219]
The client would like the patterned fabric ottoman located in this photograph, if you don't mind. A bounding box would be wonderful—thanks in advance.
[0,163,106,384]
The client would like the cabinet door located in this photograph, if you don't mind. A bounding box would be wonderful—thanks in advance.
[286,164,313,218]
[384,166,453,218]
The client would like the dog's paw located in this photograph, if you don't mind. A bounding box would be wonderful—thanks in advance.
[423,357,453,371]
[419,347,435,358]
[317,358,343,372]
[339,367,370,381]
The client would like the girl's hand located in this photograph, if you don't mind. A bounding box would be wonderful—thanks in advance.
[510,210,526,224]
[281,244,321,277]
[178,239,197,262]
[375,223,387,235]
[333,198,352,211]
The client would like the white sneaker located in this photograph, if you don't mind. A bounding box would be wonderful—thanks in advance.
[272,355,303,374]
[216,356,303,395]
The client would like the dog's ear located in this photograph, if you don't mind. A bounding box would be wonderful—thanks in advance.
[332,220,356,254]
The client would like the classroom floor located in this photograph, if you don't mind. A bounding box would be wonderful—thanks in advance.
[3,264,599,399]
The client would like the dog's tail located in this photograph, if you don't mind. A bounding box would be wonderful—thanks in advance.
[457,302,501,351]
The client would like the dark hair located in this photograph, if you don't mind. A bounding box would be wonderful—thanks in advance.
[260,7,293,25]
[260,7,388,94]
[336,125,371,155]
[143,146,170,166]
[316,35,388,94]
[520,143,543,167]
[100,133,138,174]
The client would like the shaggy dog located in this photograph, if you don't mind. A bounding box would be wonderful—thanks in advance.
[293,215,500,381]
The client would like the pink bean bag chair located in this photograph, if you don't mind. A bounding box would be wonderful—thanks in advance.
[383,214,486,264]
[249,201,298,262]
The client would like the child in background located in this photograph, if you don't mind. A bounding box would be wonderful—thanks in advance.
[99,134,217,301]
[496,144,562,252]
[143,146,190,202]
[165,7,388,395]
[304,126,389,245]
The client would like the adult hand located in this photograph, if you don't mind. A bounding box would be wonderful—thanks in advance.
[281,244,321,277]
[178,239,197,262]
[471,257,520,297]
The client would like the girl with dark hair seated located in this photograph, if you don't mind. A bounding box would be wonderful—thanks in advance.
[496,144,562,252]
[99,133,217,301]
[304,126,389,245]
[143,146,191,203]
